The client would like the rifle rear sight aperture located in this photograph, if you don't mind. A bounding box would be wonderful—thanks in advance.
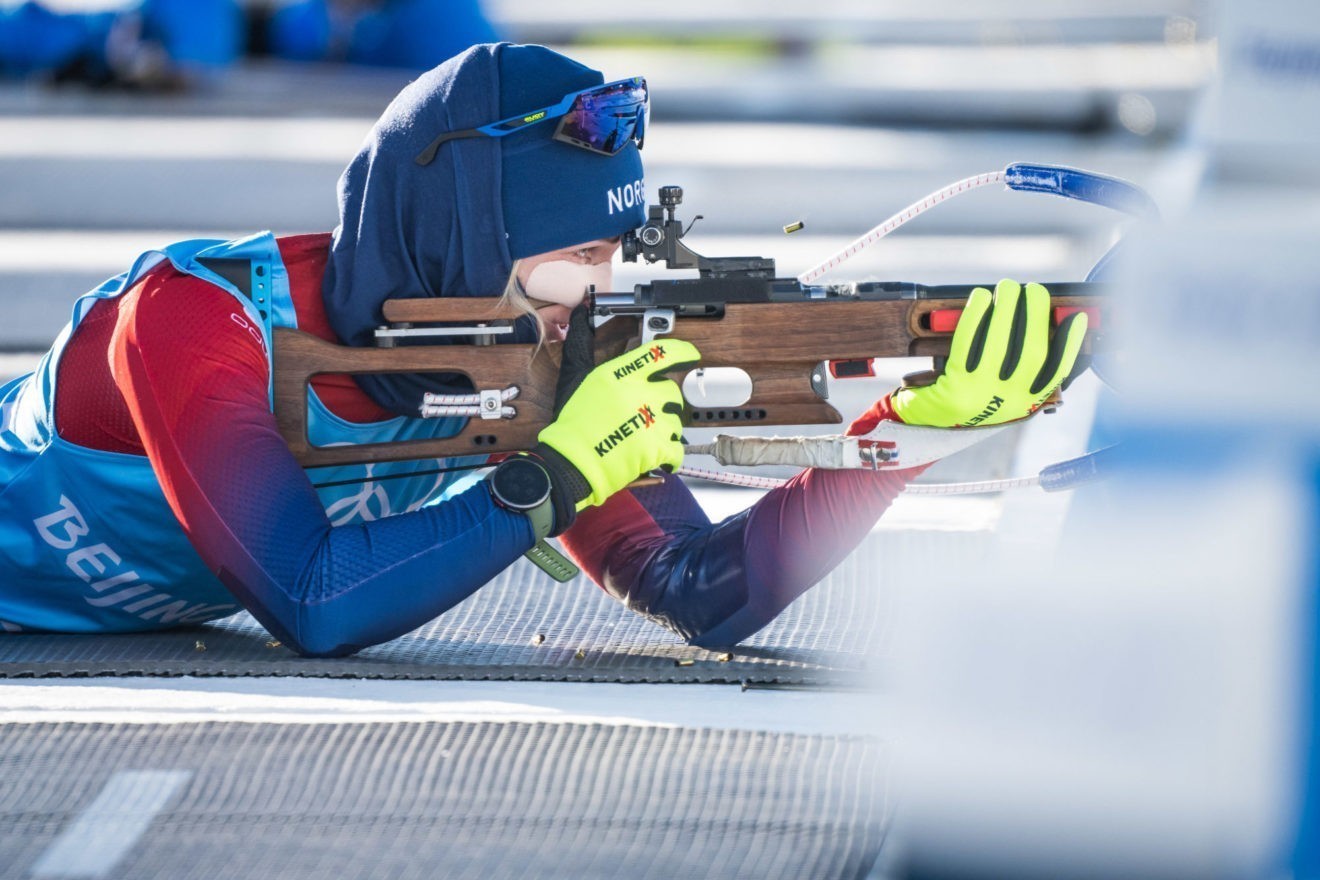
[620,185,777,279]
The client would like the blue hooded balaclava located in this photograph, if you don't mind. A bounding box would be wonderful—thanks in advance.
[323,42,647,415]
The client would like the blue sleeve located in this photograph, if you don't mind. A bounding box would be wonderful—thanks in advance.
[562,465,916,648]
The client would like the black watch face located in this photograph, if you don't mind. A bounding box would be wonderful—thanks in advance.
[492,458,551,510]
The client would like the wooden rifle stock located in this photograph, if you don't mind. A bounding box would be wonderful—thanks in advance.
[274,291,1106,468]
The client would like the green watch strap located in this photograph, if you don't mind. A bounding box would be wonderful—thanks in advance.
[523,499,579,583]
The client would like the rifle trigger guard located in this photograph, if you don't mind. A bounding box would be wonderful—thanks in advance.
[641,308,675,344]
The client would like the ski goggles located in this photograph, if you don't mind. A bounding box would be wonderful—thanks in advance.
[415,76,648,166]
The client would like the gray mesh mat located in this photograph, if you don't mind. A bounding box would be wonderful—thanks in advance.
[0,530,988,685]
[0,721,887,880]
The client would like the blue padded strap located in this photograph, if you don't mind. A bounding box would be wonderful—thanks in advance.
[1005,162,1160,220]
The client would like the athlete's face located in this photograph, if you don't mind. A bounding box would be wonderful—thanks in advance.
[516,237,621,338]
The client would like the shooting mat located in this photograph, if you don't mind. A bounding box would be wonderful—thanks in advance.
[0,528,989,685]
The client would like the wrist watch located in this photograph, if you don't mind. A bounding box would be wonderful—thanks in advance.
[486,456,579,582]
[487,456,554,537]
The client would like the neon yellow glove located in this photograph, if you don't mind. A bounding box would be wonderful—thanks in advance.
[537,334,699,510]
[892,279,1088,427]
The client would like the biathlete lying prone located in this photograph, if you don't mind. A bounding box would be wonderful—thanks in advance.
[0,43,1087,654]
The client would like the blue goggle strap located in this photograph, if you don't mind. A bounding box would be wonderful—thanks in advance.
[415,77,646,166]
[477,88,592,137]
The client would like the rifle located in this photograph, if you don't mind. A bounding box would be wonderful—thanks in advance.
[276,165,1147,470]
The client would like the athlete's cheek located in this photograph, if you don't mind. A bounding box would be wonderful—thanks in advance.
[523,260,612,307]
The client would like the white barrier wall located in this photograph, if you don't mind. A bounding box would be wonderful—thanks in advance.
[889,2,1320,876]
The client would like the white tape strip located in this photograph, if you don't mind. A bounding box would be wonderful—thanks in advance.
[31,770,192,879]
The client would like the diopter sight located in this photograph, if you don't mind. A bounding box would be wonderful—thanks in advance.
[620,185,775,279]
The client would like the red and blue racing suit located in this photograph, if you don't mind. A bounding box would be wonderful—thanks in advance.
[2,233,920,654]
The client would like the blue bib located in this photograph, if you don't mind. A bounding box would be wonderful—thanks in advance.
[0,232,479,633]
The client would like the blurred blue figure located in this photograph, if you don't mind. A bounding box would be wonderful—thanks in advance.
[0,2,116,77]
[0,0,242,86]
[140,0,244,68]
[268,0,497,68]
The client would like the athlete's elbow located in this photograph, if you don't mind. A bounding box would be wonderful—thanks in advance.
[287,607,364,657]
[282,630,361,658]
